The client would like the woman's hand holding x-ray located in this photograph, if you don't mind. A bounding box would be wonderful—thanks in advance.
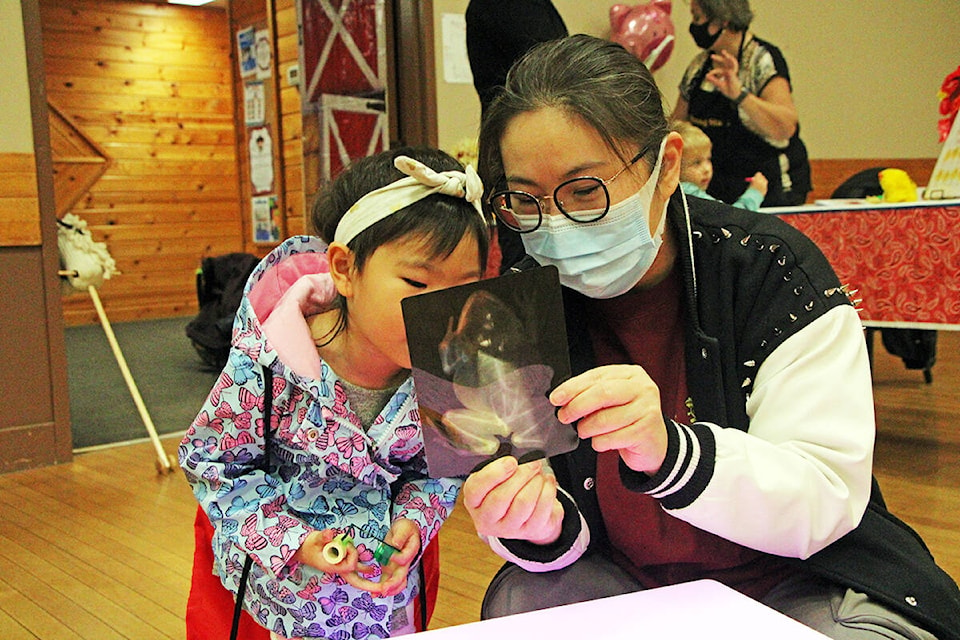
[552,364,668,475]
[464,364,667,545]
[463,456,563,545]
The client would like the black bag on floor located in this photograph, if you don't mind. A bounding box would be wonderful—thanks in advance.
[881,329,937,373]
[185,252,259,370]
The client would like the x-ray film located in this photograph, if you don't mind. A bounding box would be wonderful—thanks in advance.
[402,266,577,477]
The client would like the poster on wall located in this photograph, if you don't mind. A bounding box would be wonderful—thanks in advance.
[248,125,274,195]
[255,29,273,81]
[441,13,472,84]
[244,81,266,127]
[237,26,257,78]
[252,195,281,244]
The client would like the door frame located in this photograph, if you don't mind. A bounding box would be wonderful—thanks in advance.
[388,0,437,148]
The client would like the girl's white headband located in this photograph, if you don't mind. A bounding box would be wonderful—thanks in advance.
[333,155,486,246]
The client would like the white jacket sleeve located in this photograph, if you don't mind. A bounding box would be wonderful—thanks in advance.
[658,305,875,558]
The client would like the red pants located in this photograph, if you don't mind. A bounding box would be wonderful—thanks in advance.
[186,505,439,639]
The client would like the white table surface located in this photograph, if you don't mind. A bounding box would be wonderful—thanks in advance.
[421,579,829,638]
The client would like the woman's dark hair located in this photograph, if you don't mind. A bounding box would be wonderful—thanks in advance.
[697,0,753,32]
[311,146,490,275]
[478,34,669,195]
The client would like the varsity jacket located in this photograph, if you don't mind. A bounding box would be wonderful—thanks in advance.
[487,192,960,639]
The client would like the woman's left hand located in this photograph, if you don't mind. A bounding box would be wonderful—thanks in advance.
[550,365,668,475]
[705,49,742,100]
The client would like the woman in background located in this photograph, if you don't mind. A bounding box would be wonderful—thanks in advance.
[672,0,810,206]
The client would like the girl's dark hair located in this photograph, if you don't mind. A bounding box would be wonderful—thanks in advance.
[311,146,490,274]
[697,0,753,32]
[478,34,669,195]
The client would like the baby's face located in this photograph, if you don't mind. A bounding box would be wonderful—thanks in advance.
[681,146,713,191]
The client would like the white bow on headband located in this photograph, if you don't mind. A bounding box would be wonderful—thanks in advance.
[333,155,486,246]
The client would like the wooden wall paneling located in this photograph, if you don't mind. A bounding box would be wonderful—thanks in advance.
[40,0,243,326]
[230,0,261,254]
[294,0,318,227]
[0,153,42,247]
[275,0,305,236]
[47,102,110,216]
[43,54,233,88]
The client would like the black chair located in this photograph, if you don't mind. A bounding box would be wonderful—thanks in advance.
[831,168,936,383]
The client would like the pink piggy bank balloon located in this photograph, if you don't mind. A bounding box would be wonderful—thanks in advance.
[609,1,675,72]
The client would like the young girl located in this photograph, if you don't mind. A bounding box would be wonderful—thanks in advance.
[671,119,768,211]
[179,147,491,639]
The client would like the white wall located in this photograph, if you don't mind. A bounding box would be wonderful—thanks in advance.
[434,0,960,160]
[0,0,35,153]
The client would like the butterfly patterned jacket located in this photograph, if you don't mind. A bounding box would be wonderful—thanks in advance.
[179,236,462,639]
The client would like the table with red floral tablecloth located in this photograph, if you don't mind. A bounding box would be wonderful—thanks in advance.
[773,200,960,329]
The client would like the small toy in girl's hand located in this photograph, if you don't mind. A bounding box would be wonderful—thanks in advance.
[322,532,354,564]
[323,531,400,566]
[609,1,675,72]
[372,538,401,565]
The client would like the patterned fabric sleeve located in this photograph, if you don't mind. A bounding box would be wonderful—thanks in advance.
[392,475,462,559]
[179,351,314,581]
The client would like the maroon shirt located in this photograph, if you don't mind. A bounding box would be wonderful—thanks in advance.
[589,267,791,599]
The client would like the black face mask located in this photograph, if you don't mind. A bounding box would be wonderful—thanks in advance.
[689,21,722,49]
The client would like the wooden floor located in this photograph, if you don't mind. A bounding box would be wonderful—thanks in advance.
[1,331,957,639]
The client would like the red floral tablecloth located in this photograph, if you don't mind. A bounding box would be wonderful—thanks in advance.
[777,202,960,327]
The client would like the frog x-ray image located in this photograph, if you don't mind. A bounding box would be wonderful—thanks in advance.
[402,266,578,477]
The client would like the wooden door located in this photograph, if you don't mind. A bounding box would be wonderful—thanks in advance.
[298,0,389,183]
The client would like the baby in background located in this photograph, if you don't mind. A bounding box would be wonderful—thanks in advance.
[672,120,768,211]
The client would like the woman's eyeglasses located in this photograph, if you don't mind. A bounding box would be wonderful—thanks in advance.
[487,149,646,233]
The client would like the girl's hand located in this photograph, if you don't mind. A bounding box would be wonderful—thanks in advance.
[748,172,769,197]
[294,530,382,594]
[463,456,563,544]
[375,518,421,597]
[550,365,668,475]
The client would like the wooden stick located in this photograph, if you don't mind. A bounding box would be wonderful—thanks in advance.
[86,285,175,474]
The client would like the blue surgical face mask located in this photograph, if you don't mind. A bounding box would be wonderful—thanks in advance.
[520,142,668,299]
